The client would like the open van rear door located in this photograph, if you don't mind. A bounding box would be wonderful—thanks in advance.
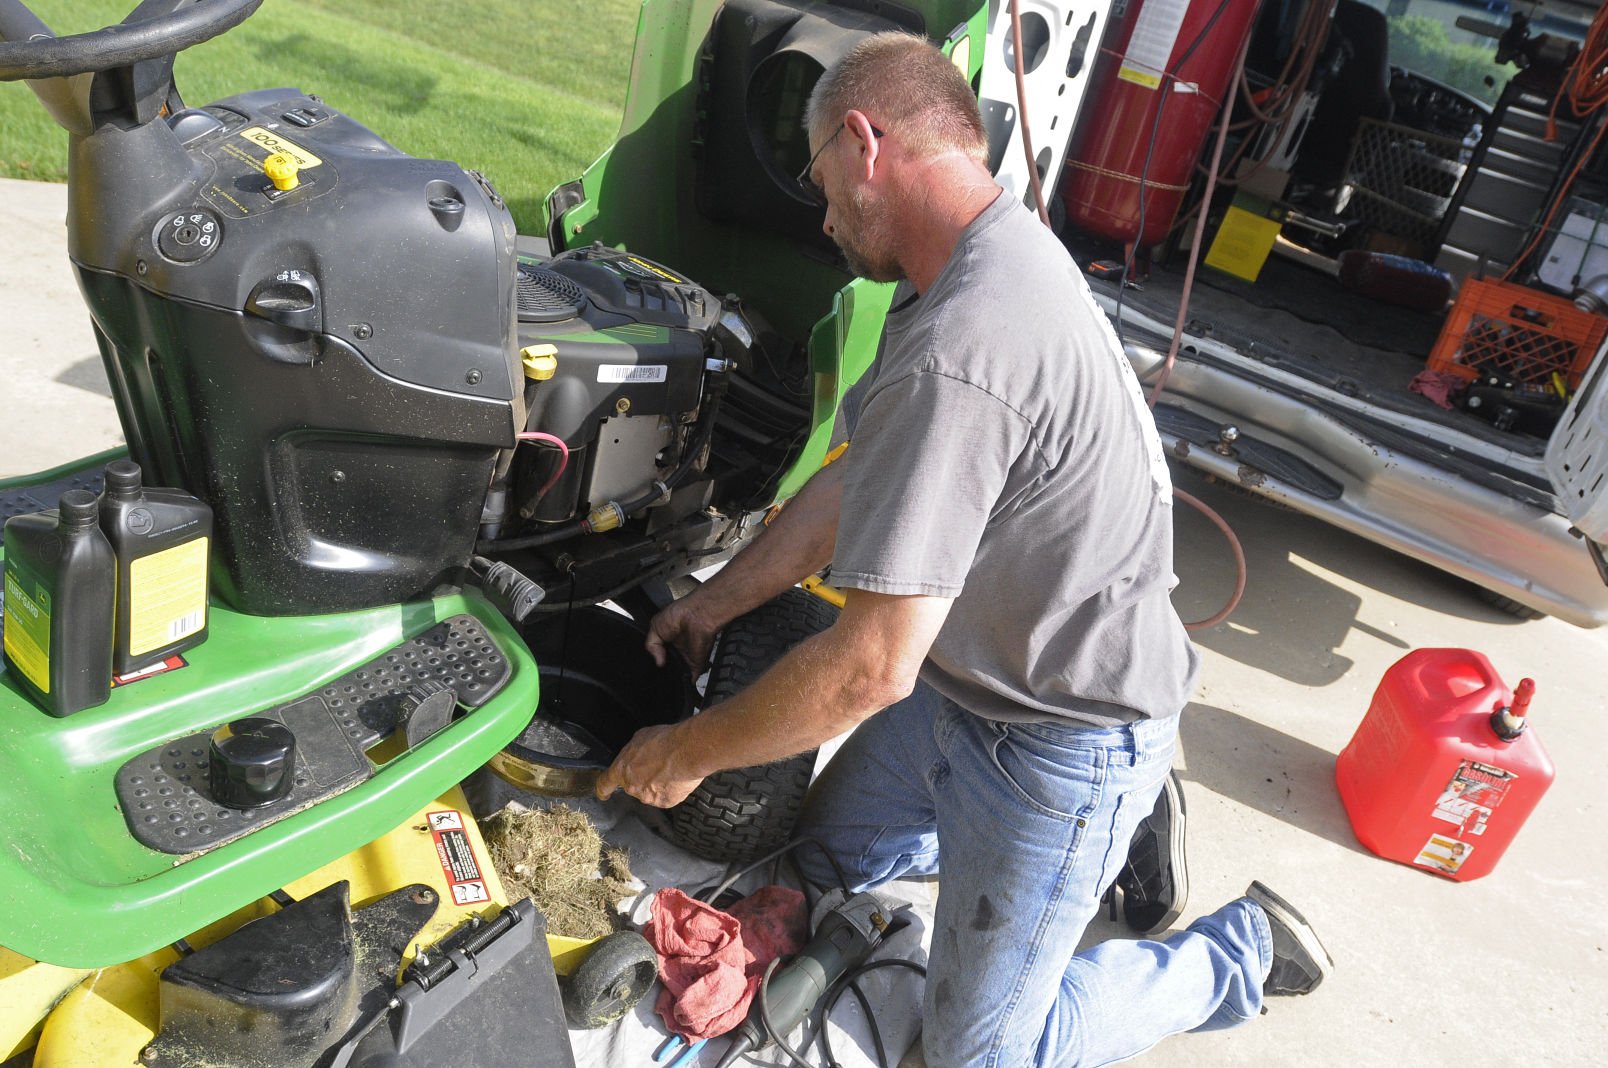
[1546,345,1608,583]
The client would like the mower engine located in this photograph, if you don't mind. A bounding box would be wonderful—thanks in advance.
[66,86,761,617]
[501,247,746,539]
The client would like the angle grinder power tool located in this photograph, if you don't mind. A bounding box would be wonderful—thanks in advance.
[714,891,908,1068]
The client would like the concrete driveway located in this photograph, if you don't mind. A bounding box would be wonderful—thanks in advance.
[4,177,1604,1066]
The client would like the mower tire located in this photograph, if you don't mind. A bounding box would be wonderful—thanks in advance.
[562,929,658,1029]
[664,587,840,863]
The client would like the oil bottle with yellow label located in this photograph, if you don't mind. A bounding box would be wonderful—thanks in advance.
[98,460,213,675]
[2,489,116,716]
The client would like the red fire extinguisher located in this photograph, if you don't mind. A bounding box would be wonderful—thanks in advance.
[1061,0,1262,246]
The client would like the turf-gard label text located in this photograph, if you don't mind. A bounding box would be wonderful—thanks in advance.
[127,537,209,657]
[428,809,491,906]
[237,127,324,169]
[3,569,51,693]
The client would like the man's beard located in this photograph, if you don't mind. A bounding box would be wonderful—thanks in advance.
[834,187,903,282]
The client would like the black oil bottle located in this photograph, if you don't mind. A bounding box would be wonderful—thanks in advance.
[2,489,116,716]
[99,460,213,675]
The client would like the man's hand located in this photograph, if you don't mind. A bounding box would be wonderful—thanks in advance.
[645,594,722,672]
[595,723,706,808]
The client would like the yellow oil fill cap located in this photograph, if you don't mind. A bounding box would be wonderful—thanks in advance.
[264,153,300,191]
[521,344,559,381]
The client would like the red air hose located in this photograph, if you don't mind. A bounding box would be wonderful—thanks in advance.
[1007,0,1248,629]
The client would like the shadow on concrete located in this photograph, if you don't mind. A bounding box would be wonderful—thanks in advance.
[55,355,111,397]
[1178,700,1368,858]
[1169,469,1528,687]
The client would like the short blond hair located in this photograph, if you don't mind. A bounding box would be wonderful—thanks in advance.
[805,32,987,164]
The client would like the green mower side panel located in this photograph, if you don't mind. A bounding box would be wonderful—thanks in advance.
[548,0,987,501]
[0,455,539,965]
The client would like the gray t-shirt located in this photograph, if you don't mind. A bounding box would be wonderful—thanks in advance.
[831,191,1198,727]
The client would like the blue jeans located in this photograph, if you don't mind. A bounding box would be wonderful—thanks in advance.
[796,682,1271,1067]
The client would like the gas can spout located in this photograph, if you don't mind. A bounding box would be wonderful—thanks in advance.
[1490,678,1536,741]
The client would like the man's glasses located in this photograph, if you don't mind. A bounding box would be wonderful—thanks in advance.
[796,119,885,208]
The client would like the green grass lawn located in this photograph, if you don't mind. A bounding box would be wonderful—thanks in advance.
[0,0,641,230]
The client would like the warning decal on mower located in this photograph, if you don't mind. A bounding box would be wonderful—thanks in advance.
[111,654,189,688]
[428,809,491,906]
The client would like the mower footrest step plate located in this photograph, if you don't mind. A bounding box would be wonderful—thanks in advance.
[115,614,511,855]
[0,469,104,526]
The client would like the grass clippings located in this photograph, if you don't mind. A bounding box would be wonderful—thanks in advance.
[481,804,634,940]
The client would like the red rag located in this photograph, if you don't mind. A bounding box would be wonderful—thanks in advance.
[1409,369,1466,410]
[647,885,808,1040]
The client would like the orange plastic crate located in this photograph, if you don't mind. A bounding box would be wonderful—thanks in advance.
[1426,277,1608,390]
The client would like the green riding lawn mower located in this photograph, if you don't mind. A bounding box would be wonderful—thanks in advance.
[0,0,1036,1063]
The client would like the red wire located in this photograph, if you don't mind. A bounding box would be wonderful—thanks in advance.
[517,431,570,499]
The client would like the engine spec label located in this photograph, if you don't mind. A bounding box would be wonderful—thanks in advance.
[427,809,491,906]
[237,127,324,169]
[598,364,669,383]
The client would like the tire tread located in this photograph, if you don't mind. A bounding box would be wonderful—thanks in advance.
[664,588,840,862]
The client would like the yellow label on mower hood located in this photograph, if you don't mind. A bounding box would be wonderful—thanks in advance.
[238,127,323,169]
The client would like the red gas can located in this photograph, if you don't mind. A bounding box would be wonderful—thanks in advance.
[1335,649,1553,881]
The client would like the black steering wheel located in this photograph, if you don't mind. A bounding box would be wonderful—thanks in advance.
[0,0,264,82]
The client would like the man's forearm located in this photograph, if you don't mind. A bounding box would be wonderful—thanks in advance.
[599,591,952,807]
[697,461,845,625]
[673,618,901,775]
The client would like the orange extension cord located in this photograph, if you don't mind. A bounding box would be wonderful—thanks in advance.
[1503,5,1608,282]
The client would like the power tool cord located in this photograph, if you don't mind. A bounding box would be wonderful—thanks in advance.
[699,836,853,905]
[817,959,930,1068]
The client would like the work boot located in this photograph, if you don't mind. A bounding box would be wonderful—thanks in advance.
[1246,881,1334,997]
[1115,769,1187,933]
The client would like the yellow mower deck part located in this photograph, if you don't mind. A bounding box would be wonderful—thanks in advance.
[548,933,599,977]
[29,786,562,1067]
[0,950,91,1062]
[263,151,300,190]
[801,574,846,608]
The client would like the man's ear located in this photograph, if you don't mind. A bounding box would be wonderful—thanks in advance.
[844,109,881,181]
